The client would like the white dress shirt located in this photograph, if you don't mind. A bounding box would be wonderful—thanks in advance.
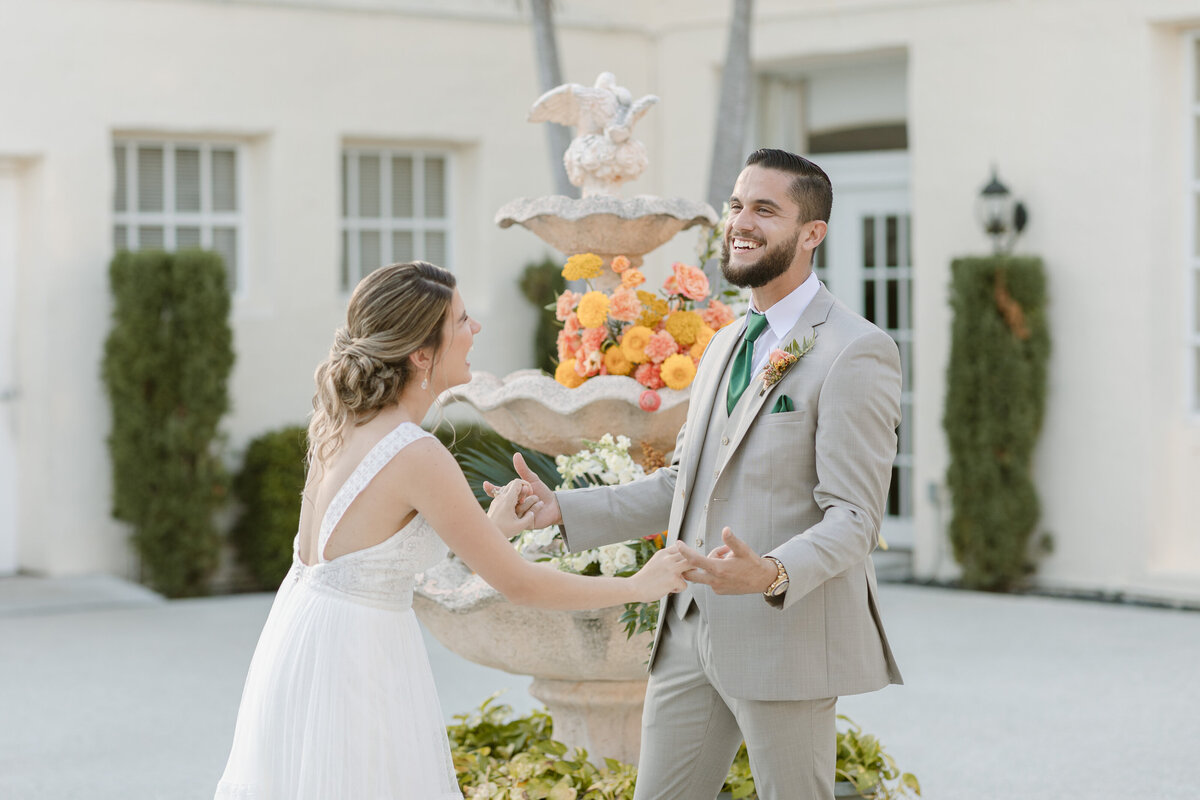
[745,270,821,375]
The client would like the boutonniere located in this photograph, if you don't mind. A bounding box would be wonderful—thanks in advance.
[759,333,815,395]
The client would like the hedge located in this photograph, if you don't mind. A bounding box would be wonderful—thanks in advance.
[232,426,308,589]
[943,256,1050,590]
[101,249,234,597]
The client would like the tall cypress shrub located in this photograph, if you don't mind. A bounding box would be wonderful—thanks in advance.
[518,256,566,374]
[943,256,1050,591]
[102,249,235,597]
[231,426,308,589]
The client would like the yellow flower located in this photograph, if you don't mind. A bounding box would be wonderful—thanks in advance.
[620,325,654,364]
[661,353,697,390]
[562,253,603,281]
[690,325,716,360]
[576,291,610,328]
[555,359,587,388]
[663,310,705,346]
[636,290,668,328]
[603,345,633,376]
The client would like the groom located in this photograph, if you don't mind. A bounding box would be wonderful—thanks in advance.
[504,148,903,799]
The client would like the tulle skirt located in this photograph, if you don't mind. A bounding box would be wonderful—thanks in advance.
[215,567,462,799]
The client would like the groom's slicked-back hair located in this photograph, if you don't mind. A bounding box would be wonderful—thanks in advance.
[745,148,833,224]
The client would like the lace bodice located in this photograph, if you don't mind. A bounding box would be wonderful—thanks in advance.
[289,421,447,611]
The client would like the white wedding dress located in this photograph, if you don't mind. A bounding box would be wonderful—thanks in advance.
[215,422,463,799]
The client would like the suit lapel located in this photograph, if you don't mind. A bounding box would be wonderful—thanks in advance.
[716,287,835,477]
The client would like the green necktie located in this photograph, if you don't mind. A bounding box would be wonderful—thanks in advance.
[726,311,770,414]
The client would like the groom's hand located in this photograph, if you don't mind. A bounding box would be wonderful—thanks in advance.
[677,527,777,595]
[482,452,562,529]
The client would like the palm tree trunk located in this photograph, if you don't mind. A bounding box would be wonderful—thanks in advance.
[529,0,578,198]
[705,0,754,224]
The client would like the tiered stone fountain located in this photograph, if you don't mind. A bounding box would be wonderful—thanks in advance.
[413,72,716,764]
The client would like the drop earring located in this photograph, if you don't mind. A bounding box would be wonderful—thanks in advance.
[421,368,430,391]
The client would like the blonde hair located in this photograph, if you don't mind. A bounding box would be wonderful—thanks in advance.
[307,261,455,466]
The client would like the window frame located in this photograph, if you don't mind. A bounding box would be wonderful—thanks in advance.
[340,147,453,292]
[1188,33,1200,416]
[112,138,248,296]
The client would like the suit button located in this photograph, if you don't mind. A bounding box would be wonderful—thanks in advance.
[721,437,729,445]
[696,538,704,549]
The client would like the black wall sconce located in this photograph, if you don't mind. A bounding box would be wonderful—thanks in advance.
[977,167,1028,254]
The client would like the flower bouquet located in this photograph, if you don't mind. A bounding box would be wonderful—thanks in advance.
[552,253,737,407]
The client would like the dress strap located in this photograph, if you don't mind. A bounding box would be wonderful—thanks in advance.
[316,421,434,563]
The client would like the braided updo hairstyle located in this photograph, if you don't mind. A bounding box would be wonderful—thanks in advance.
[307,261,456,466]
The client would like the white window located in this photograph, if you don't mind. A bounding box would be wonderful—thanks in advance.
[112,140,245,292]
[1190,36,1200,413]
[341,148,451,290]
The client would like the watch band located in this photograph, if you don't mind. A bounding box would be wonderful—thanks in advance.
[763,556,789,598]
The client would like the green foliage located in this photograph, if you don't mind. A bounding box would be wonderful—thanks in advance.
[231,426,308,589]
[943,256,1051,591]
[101,249,235,597]
[433,424,562,509]
[518,256,566,374]
[835,715,921,799]
[448,698,919,800]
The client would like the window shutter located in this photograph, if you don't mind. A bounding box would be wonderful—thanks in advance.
[392,156,414,218]
[424,156,445,218]
[212,149,238,212]
[137,146,164,212]
[113,145,127,212]
[175,148,201,212]
[358,155,381,217]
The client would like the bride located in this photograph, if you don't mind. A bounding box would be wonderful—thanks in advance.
[214,261,687,799]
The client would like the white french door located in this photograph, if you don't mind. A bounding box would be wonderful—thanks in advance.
[0,159,22,574]
[814,153,914,548]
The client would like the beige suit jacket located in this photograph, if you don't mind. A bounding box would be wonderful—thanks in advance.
[557,286,903,700]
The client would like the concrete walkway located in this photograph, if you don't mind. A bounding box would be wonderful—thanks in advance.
[0,575,1197,800]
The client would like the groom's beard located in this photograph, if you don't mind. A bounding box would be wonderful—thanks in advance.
[720,227,802,288]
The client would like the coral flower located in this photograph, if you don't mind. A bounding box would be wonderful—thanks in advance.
[603,345,633,376]
[644,330,680,364]
[562,253,604,281]
[555,290,580,322]
[608,287,643,323]
[576,291,610,328]
[663,262,710,302]
[701,298,736,330]
[563,312,582,337]
[610,255,631,273]
[556,329,581,363]
[580,325,608,356]
[634,362,665,390]
[555,359,586,388]
[663,310,705,346]
[620,325,654,364]
[620,269,646,290]
[576,349,603,377]
[661,353,697,390]
[638,390,661,412]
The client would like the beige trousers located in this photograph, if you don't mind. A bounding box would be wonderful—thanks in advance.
[633,606,836,800]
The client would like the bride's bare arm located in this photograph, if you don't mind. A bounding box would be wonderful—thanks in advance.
[397,438,686,610]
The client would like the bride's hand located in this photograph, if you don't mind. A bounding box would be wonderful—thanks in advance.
[486,479,541,537]
[630,544,688,602]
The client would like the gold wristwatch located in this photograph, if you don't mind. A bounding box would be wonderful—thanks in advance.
[763,556,789,598]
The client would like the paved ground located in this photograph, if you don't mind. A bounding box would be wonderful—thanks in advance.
[1,572,1197,799]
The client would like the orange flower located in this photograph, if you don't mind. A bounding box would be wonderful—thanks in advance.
[701,298,736,330]
[608,287,643,323]
[620,325,654,364]
[661,353,697,390]
[621,269,646,290]
[690,325,716,360]
[576,291,610,328]
[610,255,631,273]
[603,345,633,376]
[555,359,586,388]
[556,329,581,363]
[663,262,710,302]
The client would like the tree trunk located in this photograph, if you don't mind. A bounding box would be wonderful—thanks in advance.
[705,0,754,222]
[529,0,578,198]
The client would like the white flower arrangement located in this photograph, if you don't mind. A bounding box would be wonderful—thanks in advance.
[511,434,658,579]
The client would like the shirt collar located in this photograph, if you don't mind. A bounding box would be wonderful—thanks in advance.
[748,270,821,338]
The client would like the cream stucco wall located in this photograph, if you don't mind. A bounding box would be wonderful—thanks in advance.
[3,0,1199,600]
